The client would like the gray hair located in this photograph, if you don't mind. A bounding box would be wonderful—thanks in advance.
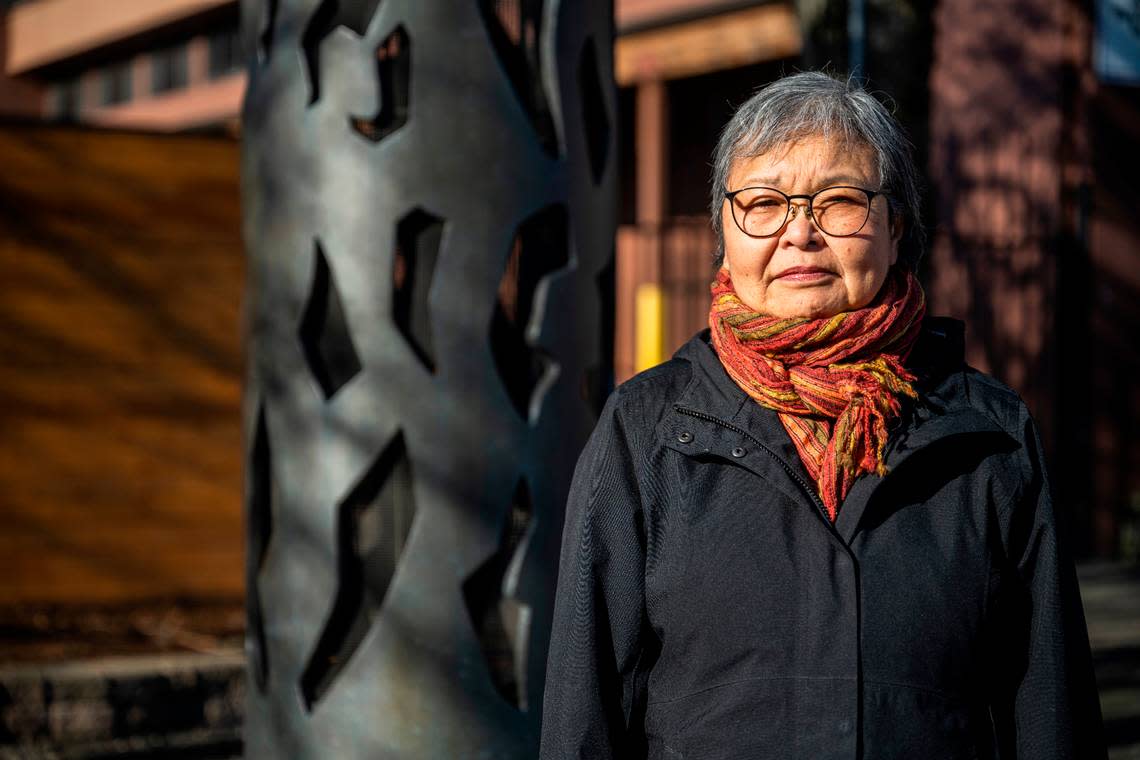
[709,71,924,269]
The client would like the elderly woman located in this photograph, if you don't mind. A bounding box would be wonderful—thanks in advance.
[539,73,1104,759]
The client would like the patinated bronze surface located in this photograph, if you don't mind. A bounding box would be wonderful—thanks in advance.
[240,0,615,756]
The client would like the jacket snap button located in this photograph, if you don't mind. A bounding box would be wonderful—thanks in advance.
[677,431,693,444]
[731,446,746,458]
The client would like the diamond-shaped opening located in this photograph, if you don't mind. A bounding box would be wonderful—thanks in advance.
[582,250,615,416]
[351,25,411,143]
[490,204,568,421]
[299,241,363,399]
[247,404,275,693]
[462,479,534,710]
[578,37,610,185]
[299,431,416,712]
[301,0,384,104]
[391,209,442,372]
[258,0,279,63]
[478,0,558,157]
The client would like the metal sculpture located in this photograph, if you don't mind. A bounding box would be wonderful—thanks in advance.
[239,0,615,756]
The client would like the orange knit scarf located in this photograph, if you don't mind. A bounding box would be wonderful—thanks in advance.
[708,267,926,520]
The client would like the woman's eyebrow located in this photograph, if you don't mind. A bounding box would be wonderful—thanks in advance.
[739,176,781,186]
[813,174,867,188]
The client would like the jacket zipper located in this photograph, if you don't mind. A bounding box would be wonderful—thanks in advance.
[674,405,837,530]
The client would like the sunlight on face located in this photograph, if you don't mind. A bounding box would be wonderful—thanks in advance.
[721,136,900,319]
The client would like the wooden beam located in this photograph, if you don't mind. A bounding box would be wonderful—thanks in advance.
[615,3,802,86]
[635,79,669,225]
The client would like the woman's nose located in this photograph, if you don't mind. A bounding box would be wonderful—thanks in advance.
[783,202,820,246]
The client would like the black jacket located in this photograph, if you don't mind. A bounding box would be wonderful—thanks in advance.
[540,320,1104,760]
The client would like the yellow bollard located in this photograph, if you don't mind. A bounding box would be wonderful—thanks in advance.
[634,282,665,373]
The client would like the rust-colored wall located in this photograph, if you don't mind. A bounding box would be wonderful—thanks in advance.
[615,220,714,382]
[927,0,1139,556]
[1082,81,1140,556]
[0,124,244,605]
[927,0,1065,428]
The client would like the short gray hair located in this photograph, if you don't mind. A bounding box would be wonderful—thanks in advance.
[709,71,924,269]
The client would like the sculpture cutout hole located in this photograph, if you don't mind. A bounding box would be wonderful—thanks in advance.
[299,241,363,399]
[462,478,534,710]
[351,26,411,143]
[248,404,274,693]
[392,208,442,372]
[578,37,610,185]
[300,431,416,712]
[302,0,385,105]
[478,0,559,157]
[330,0,382,36]
[490,204,568,421]
[301,0,338,104]
[259,0,279,63]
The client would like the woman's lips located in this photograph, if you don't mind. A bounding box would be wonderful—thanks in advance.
[774,266,834,282]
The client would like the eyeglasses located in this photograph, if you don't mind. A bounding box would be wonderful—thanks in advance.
[723,185,887,238]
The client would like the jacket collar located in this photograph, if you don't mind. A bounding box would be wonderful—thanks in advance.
[665,330,838,532]
[662,318,1012,544]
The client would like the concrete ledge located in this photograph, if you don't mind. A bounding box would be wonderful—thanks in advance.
[0,651,244,759]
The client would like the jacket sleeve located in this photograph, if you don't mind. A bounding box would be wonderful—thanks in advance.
[539,392,650,759]
[988,405,1106,759]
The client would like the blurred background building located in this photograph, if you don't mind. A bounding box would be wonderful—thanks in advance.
[0,0,807,620]
[1,0,1139,756]
[0,0,242,129]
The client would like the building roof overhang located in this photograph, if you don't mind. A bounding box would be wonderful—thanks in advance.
[5,0,233,76]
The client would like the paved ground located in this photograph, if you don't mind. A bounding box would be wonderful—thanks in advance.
[0,564,1135,758]
[1080,562,1140,760]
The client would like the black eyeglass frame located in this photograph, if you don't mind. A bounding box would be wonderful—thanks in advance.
[722,185,890,239]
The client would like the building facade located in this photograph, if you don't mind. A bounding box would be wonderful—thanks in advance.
[2,0,1135,564]
[3,0,243,130]
[1,0,801,375]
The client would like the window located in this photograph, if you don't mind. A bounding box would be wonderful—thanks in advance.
[208,27,243,79]
[55,79,79,120]
[152,45,189,94]
[101,63,132,106]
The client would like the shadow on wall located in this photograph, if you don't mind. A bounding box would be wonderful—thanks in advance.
[926,0,1140,558]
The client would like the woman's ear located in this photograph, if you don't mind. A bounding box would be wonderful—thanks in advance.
[889,206,904,244]
[718,238,730,272]
[888,211,904,266]
[881,208,901,266]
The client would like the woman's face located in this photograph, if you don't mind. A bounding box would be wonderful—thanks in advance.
[720,136,900,319]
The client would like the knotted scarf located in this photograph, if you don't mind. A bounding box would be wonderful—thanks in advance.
[708,266,927,520]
